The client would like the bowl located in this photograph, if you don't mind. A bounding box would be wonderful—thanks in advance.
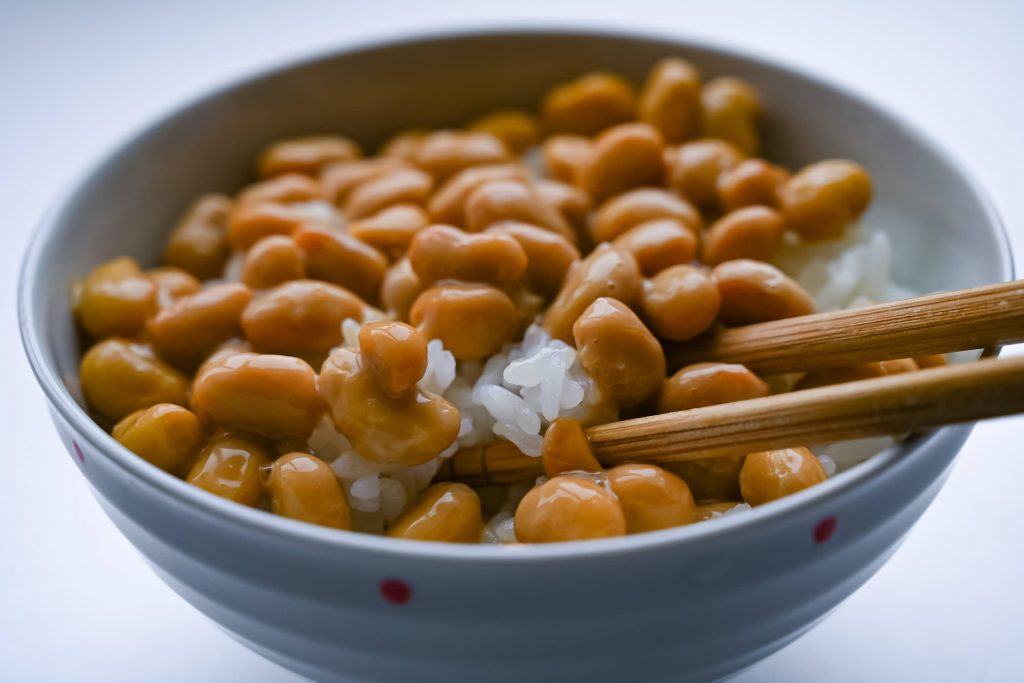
[18,27,1011,683]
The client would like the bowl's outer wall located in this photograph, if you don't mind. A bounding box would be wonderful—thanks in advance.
[25,29,1010,683]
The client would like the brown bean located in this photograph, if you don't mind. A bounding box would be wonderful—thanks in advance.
[112,403,203,473]
[542,135,593,184]
[467,109,540,154]
[641,265,721,341]
[242,280,365,357]
[701,206,785,266]
[542,243,642,343]
[485,222,580,297]
[347,203,430,260]
[607,463,696,533]
[534,180,591,242]
[410,283,520,361]
[776,160,873,240]
[701,77,761,155]
[591,188,702,243]
[573,297,665,408]
[381,258,423,321]
[164,194,232,280]
[712,259,815,325]
[320,347,460,466]
[796,359,918,390]
[192,352,323,439]
[237,173,325,208]
[80,339,190,421]
[148,283,251,367]
[541,417,602,479]
[344,168,433,220]
[379,128,430,161]
[76,257,158,340]
[515,475,626,543]
[612,219,697,276]
[739,447,826,506]
[576,123,665,204]
[267,452,352,530]
[463,179,575,240]
[638,57,702,144]
[147,267,201,301]
[408,224,528,286]
[387,483,483,543]
[319,157,412,206]
[227,202,312,250]
[258,136,361,178]
[666,138,746,209]
[358,321,428,399]
[293,225,388,304]
[914,354,947,369]
[667,456,747,504]
[412,130,511,183]
[541,72,636,136]
[427,164,528,227]
[695,501,744,520]
[716,158,790,212]
[659,362,769,413]
[241,235,305,289]
[186,433,272,507]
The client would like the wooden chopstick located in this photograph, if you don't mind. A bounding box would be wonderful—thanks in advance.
[441,354,1024,486]
[666,280,1024,374]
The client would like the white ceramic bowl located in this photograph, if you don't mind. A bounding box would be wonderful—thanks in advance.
[19,27,1012,683]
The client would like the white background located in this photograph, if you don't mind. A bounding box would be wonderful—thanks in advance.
[2,1,1023,680]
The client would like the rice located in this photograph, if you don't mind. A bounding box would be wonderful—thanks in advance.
[315,219,912,534]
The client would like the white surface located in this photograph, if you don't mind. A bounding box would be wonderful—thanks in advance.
[2,1,1023,680]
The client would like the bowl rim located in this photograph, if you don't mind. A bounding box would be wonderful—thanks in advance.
[18,23,1014,563]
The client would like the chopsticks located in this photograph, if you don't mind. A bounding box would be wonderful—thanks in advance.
[440,280,1024,486]
[666,280,1024,374]
[442,354,1024,485]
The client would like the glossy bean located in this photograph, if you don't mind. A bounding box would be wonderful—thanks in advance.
[712,259,815,325]
[76,257,158,340]
[412,130,511,183]
[576,122,665,204]
[344,168,433,220]
[241,280,366,357]
[387,483,483,543]
[666,138,745,209]
[540,72,636,136]
[485,222,580,297]
[358,321,428,399]
[467,109,540,154]
[186,433,272,507]
[739,447,827,506]
[638,57,702,144]
[148,283,251,366]
[112,403,203,473]
[776,160,873,240]
[80,339,190,421]
[607,463,696,532]
[192,352,323,439]
[258,136,361,178]
[514,475,626,543]
[347,203,430,260]
[611,218,697,276]
[641,265,721,341]
[701,206,786,266]
[293,225,388,304]
[541,418,602,479]
[410,283,520,361]
[241,235,306,289]
[542,244,642,343]
[716,158,790,212]
[164,194,232,280]
[700,77,761,155]
[407,224,528,286]
[267,452,353,530]
[320,347,460,466]
[591,187,702,243]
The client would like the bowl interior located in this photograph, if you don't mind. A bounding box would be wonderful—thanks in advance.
[21,28,1010,548]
